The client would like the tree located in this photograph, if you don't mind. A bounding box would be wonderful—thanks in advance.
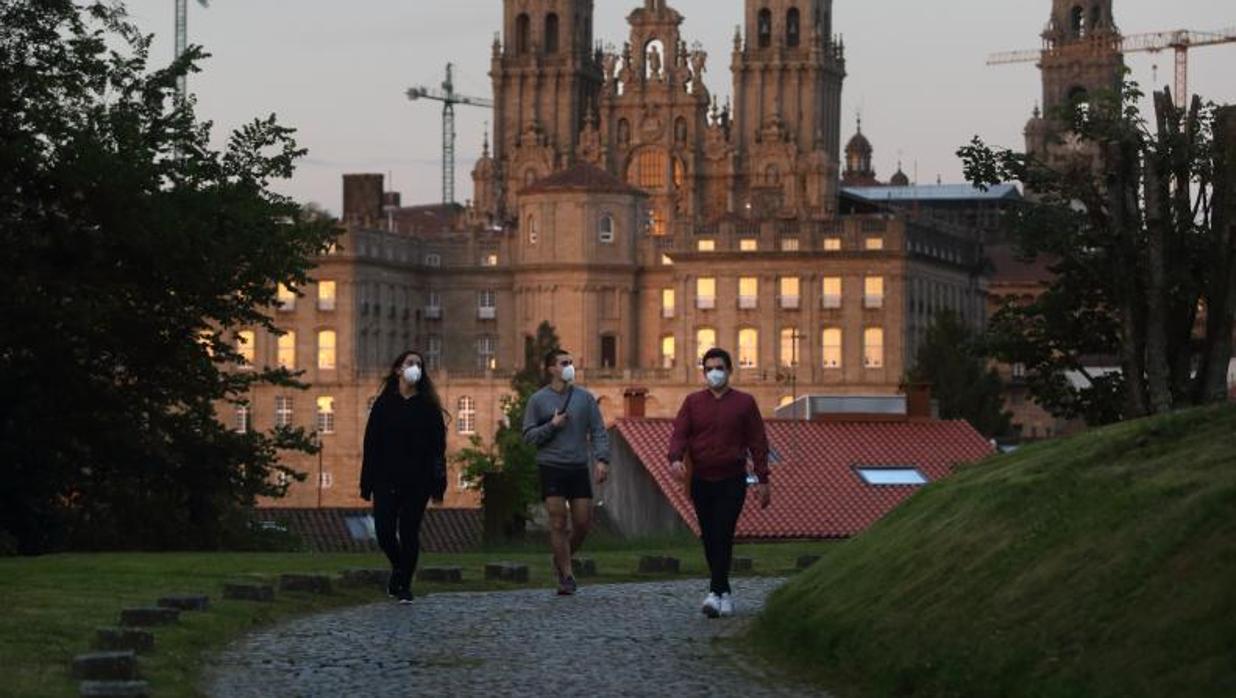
[959,81,1235,424]
[908,312,1011,438]
[454,322,562,540]
[0,1,338,553]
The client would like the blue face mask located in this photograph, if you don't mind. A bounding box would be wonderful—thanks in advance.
[706,369,728,389]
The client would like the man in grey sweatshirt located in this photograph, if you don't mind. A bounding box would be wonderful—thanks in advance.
[522,349,610,595]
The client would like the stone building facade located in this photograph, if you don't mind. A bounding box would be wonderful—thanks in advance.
[241,0,989,509]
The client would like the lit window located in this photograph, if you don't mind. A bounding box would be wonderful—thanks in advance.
[650,209,667,236]
[277,332,296,370]
[780,238,799,252]
[1012,362,1027,379]
[696,327,717,362]
[824,237,842,251]
[234,403,251,434]
[697,239,716,252]
[740,238,758,251]
[856,467,928,486]
[738,328,759,368]
[865,237,885,251]
[316,396,335,435]
[661,253,674,266]
[599,214,615,243]
[528,216,538,245]
[696,278,716,309]
[739,277,758,309]
[864,327,885,368]
[780,327,801,368]
[478,290,497,320]
[780,277,800,309]
[822,277,842,309]
[318,281,336,311]
[319,472,334,489]
[275,396,294,428]
[628,150,668,190]
[661,289,676,318]
[457,396,476,434]
[660,334,676,369]
[822,328,842,368]
[277,283,296,311]
[317,330,336,370]
[865,277,885,309]
[236,330,256,365]
[482,253,499,267]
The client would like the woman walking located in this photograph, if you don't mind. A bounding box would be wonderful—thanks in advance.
[360,351,449,604]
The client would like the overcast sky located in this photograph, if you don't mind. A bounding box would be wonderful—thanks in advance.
[119,1,1236,214]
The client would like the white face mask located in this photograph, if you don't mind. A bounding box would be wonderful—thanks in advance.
[705,368,728,389]
[561,364,576,384]
[402,365,422,384]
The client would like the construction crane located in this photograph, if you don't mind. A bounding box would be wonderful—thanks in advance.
[406,64,494,205]
[174,0,210,103]
[988,27,1236,108]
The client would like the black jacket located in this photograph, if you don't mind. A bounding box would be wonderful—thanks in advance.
[360,390,447,500]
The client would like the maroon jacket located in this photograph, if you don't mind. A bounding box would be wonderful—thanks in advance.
[667,388,770,484]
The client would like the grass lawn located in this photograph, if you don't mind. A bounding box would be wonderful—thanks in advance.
[753,404,1236,698]
[0,537,830,698]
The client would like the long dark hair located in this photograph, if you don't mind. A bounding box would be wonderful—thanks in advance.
[379,350,451,424]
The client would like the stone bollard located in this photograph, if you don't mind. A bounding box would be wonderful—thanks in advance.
[340,569,389,588]
[484,562,530,583]
[732,557,754,573]
[222,583,275,602]
[157,595,210,612]
[78,681,150,697]
[95,628,154,654]
[416,566,463,583]
[637,556,681,574]
[278,574,333,595]
[71,651,138,681]
[118,608,179,628]
[796,555,821,570]
[571,558,598,578]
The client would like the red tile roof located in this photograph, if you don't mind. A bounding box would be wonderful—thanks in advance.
[613,418,994,540]
[521,163,646,197]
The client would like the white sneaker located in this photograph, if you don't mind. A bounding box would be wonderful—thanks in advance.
[701,592,721,618]
[719,593,735,617]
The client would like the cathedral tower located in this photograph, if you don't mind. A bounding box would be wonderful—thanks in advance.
[731,0,845,217]
[487,0,604,221]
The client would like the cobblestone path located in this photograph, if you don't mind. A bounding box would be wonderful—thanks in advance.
[203,577,829,697]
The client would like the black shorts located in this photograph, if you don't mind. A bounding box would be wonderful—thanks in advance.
[538,465,593,501]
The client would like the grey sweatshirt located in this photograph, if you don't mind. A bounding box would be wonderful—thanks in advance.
[521,384,610,468]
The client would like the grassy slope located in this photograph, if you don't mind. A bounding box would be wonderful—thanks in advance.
[0,539,830,698]
[754,404,1236,698]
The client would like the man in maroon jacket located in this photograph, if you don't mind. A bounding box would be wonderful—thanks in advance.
[668,347,771,618]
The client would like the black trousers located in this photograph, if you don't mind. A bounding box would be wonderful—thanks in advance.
[373,487,432,589]
[690,474,748,595]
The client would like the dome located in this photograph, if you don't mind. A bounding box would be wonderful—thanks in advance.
[890,167,910,187]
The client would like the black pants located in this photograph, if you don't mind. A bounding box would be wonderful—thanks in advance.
[690,474,748,595]
[373,488,432,589]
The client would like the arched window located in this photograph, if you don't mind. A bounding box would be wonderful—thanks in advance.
[515,13,531,54]
[457,396,476,434]
[674,117,688,144]
[738,328,759,368]
[1070,5,1085,36]
[696,327,717,363]
[1067,85,1089,104]
[628,149,668,190]
[598,214,615,243]
[617,118,630,147]
[758,8,772,48]
[545,13,559,54]
[786,8,801,47]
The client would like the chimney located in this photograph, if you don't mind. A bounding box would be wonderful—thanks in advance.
[905,382,933,420]
[623,387,649,419]
[342,174,384,226]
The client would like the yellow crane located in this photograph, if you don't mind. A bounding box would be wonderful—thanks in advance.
[988,27,1236,107]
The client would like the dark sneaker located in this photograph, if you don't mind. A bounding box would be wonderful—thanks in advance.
[557,575,578,596]
[396,588,414,605]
